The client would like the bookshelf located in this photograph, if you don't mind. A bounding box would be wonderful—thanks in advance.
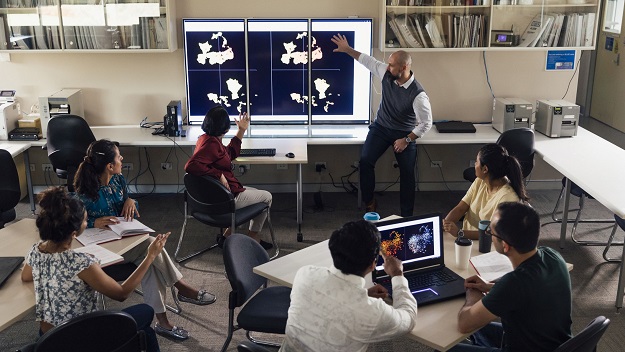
[381,0,600,51]
[0,0,177,52]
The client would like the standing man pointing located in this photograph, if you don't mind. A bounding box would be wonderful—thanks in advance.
[332,34,432,217]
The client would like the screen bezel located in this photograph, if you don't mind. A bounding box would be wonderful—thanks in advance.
[372,213,444,280]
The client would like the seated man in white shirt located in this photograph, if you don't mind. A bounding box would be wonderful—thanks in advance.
[280,220,418,352]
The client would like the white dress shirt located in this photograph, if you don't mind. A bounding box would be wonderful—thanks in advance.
[279,265,417,352]
[358,53,433,138]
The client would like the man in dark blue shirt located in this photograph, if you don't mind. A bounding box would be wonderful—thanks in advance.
[452,202,572,352]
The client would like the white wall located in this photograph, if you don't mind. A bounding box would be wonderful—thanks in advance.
[2,0,569,188]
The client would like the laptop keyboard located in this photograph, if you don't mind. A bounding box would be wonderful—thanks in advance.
[239,148,276,157]
[407,270,457,289]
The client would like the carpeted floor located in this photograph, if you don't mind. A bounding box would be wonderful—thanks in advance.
[2,188,624,351]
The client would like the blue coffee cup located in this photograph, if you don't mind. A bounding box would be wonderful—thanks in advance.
[478,220,491,253]
[363,212,380,221]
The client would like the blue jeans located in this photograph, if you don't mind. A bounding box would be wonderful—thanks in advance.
[448,322,503,352]
[123,304,160,352]
[360,122,417,217]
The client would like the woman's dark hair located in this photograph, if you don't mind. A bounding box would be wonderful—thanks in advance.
[478,143,529,202]
[201,105,231,136]
[36,187,85,243]
[329,220,381,276]
[74,139,120,200]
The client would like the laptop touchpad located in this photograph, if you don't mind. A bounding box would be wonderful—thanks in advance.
[412,288,438,301]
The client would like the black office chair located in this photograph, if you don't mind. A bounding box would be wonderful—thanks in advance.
[463,127,535,182]
[221,234,291,352]
[553,316,610,352]
[0,149,21,229]
[550,178,616,246]
[174,173,279,263]
[100,262,182,314]
[17,310,147,352]
[237,341,272,352]
[45,114,96,192]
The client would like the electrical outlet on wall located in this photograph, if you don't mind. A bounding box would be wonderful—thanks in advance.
[160,162,172,170]
[430,160,443,168]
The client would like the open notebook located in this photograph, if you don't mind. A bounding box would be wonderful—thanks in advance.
[76,218,154,246]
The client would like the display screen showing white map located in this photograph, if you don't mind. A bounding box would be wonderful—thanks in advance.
[183,18,372,125]
[248,20,309,122]
[184,20,247,121]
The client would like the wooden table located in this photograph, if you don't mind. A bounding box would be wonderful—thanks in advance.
[254,224,574,351]
[0,218,148,332]
[254,231,485,351]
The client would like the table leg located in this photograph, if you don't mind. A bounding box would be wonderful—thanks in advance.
[297,163,303,242]
[559,178,572,249]
[24,149,35,214]
[616,242,625,310]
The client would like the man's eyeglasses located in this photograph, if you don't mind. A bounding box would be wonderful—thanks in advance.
[485,225,504,242]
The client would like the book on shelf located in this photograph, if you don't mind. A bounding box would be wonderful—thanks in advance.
[584,13,595,47]
[518,14,554,47]
[0,15,8,50]
[76,217,154,246]
[73,245,124,267]
[469,251,513,283]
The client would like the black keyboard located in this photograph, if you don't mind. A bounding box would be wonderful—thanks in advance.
[239,148,276,157]
[407,270,457,289]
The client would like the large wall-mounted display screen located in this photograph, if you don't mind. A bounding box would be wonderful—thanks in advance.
[183,18,372,125]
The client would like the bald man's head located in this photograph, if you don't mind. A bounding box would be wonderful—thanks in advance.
[387,50,412,83]
[392,50,412,67]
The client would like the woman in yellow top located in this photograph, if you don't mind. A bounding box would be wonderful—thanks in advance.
[443,143,529,240]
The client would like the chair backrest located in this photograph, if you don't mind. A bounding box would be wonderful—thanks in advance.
[223,234,270,307]
[46,114,96,172]
[184,173,235,216]
[34,310,146,352]
[553,316,610,352]
[496,127,535,178]
[0,149,21,212]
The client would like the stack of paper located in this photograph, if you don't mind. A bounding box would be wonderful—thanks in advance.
[469,251,513,282]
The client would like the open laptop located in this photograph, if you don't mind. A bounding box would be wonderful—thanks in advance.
[372,214,466,306]
[435,121,476,133]
[0,257,24,289]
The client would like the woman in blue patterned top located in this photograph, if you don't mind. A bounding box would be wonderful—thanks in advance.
[74,139,216,341]
[21,187,164,351]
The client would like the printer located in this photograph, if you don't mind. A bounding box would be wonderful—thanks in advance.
[492,98,533,133]
[39,89,84,138]
[535,99,579,138]
[0,101,20,140]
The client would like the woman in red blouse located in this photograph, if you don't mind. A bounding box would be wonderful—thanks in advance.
[184,106,273,249]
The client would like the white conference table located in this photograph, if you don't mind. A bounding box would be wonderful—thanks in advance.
[8,125,310,241]
[3,123,499,242]
[534,127,625,309]
[0,218,149,333]
[254,229,487,352]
